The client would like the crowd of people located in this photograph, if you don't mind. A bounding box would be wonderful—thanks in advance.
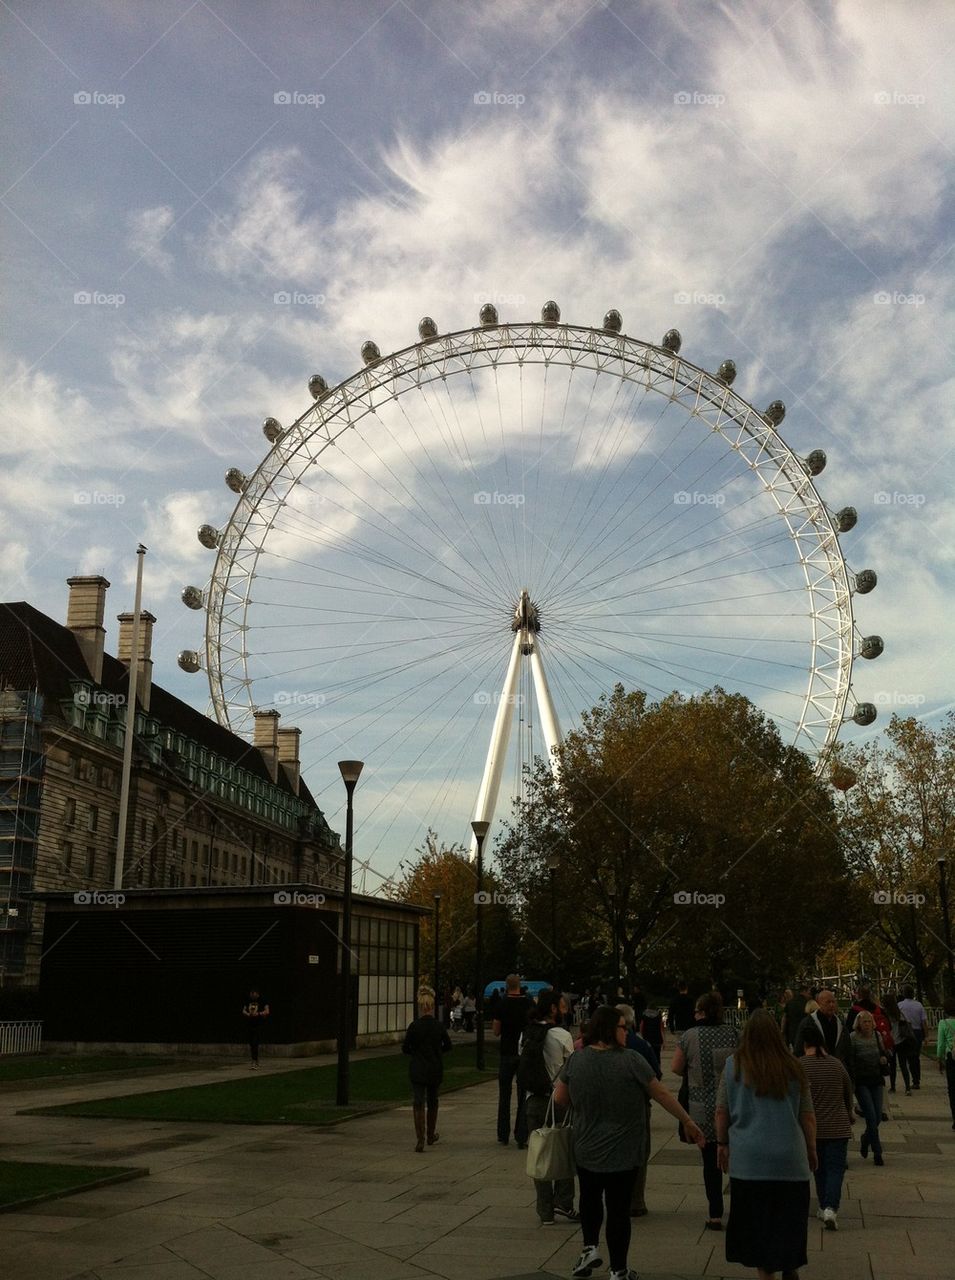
[401,975,955,1280]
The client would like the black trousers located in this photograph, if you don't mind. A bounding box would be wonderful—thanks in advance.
[497,1053,527,1142]
[701,1140,724,1219]
[576,1165,638,1274]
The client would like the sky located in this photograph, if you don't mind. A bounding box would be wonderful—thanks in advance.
[2,0,953,889]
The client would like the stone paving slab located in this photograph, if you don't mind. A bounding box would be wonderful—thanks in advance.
[0,1050,952,1278]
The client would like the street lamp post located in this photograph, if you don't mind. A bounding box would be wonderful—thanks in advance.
[608,892,619,998]
[938,858,954,998]
[336,760,363,1107]
[472,819,490,1071]
[433,893,441,1022]
[547,853,559,994]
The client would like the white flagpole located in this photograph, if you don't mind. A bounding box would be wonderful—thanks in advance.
[114,544,147,891]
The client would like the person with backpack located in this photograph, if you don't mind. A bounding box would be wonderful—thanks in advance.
[936,995,955,1128]
[518,988,577,1225]
[881,991,916,1095]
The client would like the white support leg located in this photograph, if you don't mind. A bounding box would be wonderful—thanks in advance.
[470,628,522,859]
[529,640,562,776]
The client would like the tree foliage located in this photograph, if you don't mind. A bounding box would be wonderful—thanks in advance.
[384,829,520,994]
[494,685,847,989]
[831,714,955,1001]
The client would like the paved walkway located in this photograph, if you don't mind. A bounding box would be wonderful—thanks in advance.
[1,1050,952,1280]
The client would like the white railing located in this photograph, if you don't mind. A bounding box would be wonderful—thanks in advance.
[0,1019,43,1055]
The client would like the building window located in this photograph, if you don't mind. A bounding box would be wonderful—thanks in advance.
[61,840,73,870]
[111,812,119,838]
[64,797,76,828]
[87,805,98,833]
[86,847,96,878]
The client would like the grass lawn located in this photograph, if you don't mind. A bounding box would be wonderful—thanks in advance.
[0,1161,146,1212]
[26,1044,500,1126]
[0,1055,178,1083]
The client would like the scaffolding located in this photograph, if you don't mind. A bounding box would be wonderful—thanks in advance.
[0,688,43,981]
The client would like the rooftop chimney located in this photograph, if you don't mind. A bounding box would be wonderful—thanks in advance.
[253,708,280,782]
[66,576,110,683]
[117,610,157,713]
[277,726,301,796]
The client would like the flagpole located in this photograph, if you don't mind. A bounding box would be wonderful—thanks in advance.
[114,544,147,891]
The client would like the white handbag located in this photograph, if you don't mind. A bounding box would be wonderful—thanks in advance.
[525,1091,575,1181]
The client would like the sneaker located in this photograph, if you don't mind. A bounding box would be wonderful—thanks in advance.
[554,1206,581,1222]
[572,1246,603,1277]
[905,1089,912,1096]
[540,1218,555,1226]
[609,1271,637,1280]
[823,1208,838,1231]
[816,1208,827,1221]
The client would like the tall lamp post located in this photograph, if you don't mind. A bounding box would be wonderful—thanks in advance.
[336,759,363,1106]
[608,892,618,998]
[472,819,489,1071]
[938,858,954,998]
[433,893,442,1021]
[547,853,559,994]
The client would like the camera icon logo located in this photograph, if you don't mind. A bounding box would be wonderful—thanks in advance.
[273,291,291,304]
[673,890,692,904]
[274,91,292,104]
[73,891,92,904]
[872,890,890,905]
[274,890,292,905]
[474,891,492,905]
[74,91,92,105]
[473,91,492,105]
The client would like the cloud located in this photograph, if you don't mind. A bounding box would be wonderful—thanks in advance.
[126,206,176,274]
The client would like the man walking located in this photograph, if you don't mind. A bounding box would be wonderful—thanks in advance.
[898,985,927,1089]
[667,981,695,1035]
[794,988,851,1068]
[783,981,812,1048]
[493,973,532,1146]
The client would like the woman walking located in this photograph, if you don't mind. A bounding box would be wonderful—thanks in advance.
[670,990,738,1230]
[555,1005,704,1280]
[402,988,452,1152]
[800,1019,854,1229]
[848,1010,889,1165]
[715,1008,816,1280]
[881,992,915,1095]
[617,1004,661,1217]
[936,995,955,1128]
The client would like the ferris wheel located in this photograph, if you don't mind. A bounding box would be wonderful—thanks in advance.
[179,303,881,860]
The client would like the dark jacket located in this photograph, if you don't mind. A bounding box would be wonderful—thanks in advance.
[794,1010,851,1069]
[402,1014,452,1086]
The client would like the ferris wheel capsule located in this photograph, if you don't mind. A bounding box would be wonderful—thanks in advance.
[660,329,681,353]
[308,374,329,399]
[181,586,204,610]
[361,340,381,364]
[197,524,220,550]
[602,309,623,333]
[853,702,878,726]
[540,300,560,324]
[764,400,786,426]
[418,317,438,340]
[835,506,858,533]
[263,417,284,443]
[804,449,827,476]
[855,569,877,594]
[717,359,737,385]
[860,635,884,660]
[479,303,499,326]
[225,468,248,494]
[178,650,202,674]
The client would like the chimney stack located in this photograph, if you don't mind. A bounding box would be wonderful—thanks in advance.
[277,726,301,796]
[66,576,110,683]
[117,611,157,713]
[253,709,280,782]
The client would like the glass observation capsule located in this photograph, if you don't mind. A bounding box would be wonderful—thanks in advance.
[540,300,560,324]
[853,703,877,726]
[661,329,681,353]
[860,635,884,660]
[835,506,858,533]
[804,449,827,476]
[479,303,499,326]
[717,359,737,385]
[308,374,329,399]
[361,340,381,365]
[181,586,204,610]
[197,524,220,549]
[263,417,283,443]
[177,650,201,674]
[855,569,877,594]
[602,309,622,333]
[418,317,438,340]
[764,401,786,426]
[225,468,247,494]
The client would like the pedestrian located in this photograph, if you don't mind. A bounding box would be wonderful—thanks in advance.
[462,990,476,1032]
[897,985,927,1089]
[793,988,851,1070]
[401,987,452,1152]
[881,991,916,1095]
[639,1002,665,1056]
[800,1019,854,1230]
[848,1010,889,1165]
[493,973,533,1147]
[520,988,577,1225]
[667,981,696,1035]
[782,983,811,1049]
[555,1005,704,1280]
[670,990,739,1230]
[936,994,955,1129]
[617,1004,661,1217]
[241,988,269,1069]
[715,1008,816,1280]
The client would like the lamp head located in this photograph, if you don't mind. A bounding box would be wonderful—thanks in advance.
[338,759,364,785]
[471,819,490,841]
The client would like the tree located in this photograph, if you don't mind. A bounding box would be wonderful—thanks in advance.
[384,830,520,994]
[831,714,955,1002]
[494,685,848,991]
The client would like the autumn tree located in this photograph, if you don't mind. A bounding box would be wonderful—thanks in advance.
[831,714,955,1001]
[384,829,520,995]
[494,685,848,990]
